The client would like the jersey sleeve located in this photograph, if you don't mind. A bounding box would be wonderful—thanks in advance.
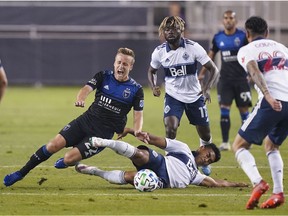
[86,71,104,90]
[164,138,191,154]
[211,36,219,53]
[194,43,211,65]
[237,46,253,72]
[150,48,162,69]
[191,172,206,185]
[132,87,144,111]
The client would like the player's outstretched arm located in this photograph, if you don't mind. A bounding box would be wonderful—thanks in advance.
[118,128,167,149]
[199,176,248,187]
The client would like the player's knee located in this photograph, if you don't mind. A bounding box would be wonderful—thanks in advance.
[63,149,82,166]
[165,127,177,139]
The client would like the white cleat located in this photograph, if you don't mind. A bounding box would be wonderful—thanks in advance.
[219,142,231,151]
[75,163,99,176]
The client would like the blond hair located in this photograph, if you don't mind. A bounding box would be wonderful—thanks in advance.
[117,47,135,64]
[158,16,185,37]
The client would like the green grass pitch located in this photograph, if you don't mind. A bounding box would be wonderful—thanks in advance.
[0,86,287,215]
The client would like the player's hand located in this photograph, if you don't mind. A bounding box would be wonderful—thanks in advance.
[117,129,129,140]
[135,131,150,144]
[265,94,282,112]
[198,90,211,104]
[75,100,85,107]
[152,86,161,97]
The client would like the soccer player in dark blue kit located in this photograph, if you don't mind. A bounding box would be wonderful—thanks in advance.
[4,47,147,186]
[199,10,252,151]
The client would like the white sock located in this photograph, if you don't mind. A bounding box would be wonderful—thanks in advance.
[235,148,262,186]
[96,169,127,185]
[200,137,212,147]
[267,150,283,194]
[99,139,137,158]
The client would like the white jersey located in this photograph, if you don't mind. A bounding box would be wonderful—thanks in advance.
[237,38,288,102]
[163,138,206,188]
[150,38,211,103]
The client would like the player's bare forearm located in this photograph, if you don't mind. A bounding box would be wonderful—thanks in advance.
[246,61,270,96]
[75,85,93,107]
[202,60,219,92]
[200,176,248,187]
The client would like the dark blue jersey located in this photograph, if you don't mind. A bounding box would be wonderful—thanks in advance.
[211,28,248,81]
[86,70,144,134]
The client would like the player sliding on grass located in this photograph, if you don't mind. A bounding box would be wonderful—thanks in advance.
[232,16,288,209]
[4,48,148,187]
[76,128,248,189]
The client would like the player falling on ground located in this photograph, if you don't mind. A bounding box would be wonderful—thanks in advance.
[4,48,147,187]
[76,128,248,189]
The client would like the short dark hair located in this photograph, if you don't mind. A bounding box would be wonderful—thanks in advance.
[206,143,221,163]
[245,16,268,36]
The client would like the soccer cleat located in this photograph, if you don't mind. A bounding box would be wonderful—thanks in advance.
[54,158,68,169]
[75,163,99,175]
[201,165,211,176]
[219,142,231,151]
[3,171,23,187]
[246,180,270,209]
[260,193,285,209]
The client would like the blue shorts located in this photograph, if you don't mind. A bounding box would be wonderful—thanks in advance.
[134,145,170,188]
[164,93,209,126]
[239,98,288,145]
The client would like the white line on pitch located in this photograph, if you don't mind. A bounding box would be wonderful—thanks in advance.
[1,192,253,197]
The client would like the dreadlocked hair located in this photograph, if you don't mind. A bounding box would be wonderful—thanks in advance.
[158,16,185,37]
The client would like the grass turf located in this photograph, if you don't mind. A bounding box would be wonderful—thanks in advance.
[0,86,287,215]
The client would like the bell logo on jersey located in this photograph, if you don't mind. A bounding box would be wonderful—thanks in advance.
[169,65,187,77]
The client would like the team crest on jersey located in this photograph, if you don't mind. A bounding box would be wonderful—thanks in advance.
[234,37,241,47]
[182,52,189,61]
[123,88,131,98]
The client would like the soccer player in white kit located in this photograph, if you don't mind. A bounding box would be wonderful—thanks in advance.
[76,128,248,189]
[147,16,219,176]
[233,16,288,209]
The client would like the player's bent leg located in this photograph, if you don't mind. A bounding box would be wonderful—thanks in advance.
[89,137,136,158]
[260,193,285,209]
[55,147,82,169]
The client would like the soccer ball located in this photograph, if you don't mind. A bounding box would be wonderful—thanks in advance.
[134,169,159,192]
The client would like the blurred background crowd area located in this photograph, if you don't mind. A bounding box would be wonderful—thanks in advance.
[0,1,287,86]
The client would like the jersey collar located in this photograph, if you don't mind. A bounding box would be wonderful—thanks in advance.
[252,36,265,41]
[166,38,185,52]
